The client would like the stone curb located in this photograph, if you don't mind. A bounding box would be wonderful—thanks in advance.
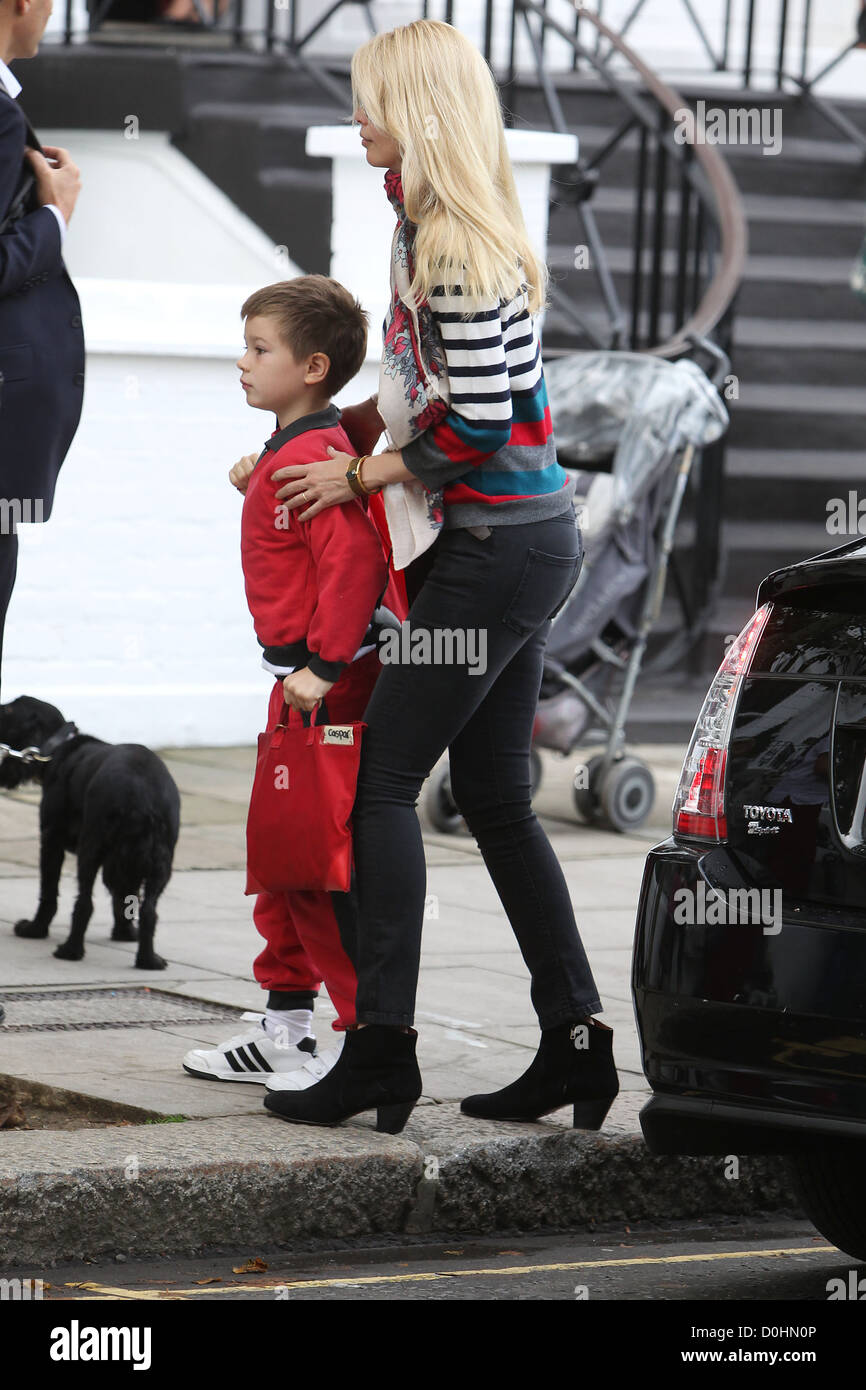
[0,1107,803,1266]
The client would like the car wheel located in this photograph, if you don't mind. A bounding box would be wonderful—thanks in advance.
[788,1145,866,1262]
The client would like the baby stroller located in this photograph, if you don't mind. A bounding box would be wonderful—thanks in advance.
[426,342,730,835]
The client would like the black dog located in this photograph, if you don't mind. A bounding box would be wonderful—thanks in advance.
[0,696,180,970]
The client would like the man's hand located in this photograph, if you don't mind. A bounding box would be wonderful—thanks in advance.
[26,146,81,225]
[282,667,335,714]
[339,396,385,456]
[229,452,259,494]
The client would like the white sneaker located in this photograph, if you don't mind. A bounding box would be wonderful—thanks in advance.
[264,1043,343,1092]
[182,1016,317,1084]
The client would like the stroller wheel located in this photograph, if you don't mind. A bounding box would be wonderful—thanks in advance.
[572,753,606,823]
[598,757,656,833]
[426,762,465,835]
[530,747,543,796]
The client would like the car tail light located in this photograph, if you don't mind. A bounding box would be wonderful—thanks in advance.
[673,603,772,840]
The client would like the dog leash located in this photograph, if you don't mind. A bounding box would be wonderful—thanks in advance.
[0,721,79,767]
[0,744,52,765]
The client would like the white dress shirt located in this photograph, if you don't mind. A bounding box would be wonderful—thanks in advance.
[0,55,67,244]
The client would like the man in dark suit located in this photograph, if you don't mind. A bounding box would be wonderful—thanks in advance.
[0,0,83,696]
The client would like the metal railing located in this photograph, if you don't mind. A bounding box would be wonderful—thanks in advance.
[55,0,752,662]
[68,0,866,151]
[64,1,747,361]
[508,4,745,664]
[505,4,747,368]
[573,0,866,155]
[73,0,866,133]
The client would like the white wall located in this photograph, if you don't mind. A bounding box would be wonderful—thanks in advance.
[3,131,341,747]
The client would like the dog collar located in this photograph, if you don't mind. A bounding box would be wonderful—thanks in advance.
[38,721,80,758]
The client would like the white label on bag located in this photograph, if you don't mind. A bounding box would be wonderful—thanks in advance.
[322,726,354,745]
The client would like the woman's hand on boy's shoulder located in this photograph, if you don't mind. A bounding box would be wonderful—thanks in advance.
[271,449,356,520]
[229,452,259,494]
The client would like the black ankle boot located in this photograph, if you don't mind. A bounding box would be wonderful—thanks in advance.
[263,1024,422,1133]
[460,1019,619,1129]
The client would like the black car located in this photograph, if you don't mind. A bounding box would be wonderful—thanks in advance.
[632,537,866,1261]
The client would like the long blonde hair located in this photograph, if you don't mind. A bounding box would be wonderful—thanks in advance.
[351,19,548,316]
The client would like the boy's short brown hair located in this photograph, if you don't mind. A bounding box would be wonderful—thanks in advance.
[241,275,368,397]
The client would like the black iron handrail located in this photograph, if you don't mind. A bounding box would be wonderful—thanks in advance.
[508,3,747,368]
[67,0,866,145]
[507,3,744,664]
[60,1,747,358]
[585,0,866,155]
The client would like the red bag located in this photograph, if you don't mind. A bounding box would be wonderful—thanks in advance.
[245,700,364,895]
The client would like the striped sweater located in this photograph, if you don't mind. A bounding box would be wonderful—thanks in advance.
[400,281,576,528]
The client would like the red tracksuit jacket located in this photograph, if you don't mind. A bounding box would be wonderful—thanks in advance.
[241,404,406,681]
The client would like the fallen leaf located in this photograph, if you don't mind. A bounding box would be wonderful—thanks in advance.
[232,1258,268,1274]
[194,1277,222,1285]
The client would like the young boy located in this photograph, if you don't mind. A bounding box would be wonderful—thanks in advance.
[183,275,405,1089]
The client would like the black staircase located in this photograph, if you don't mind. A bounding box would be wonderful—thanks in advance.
[171,53,339,276]
[531,79,866,705]
[25,3,866,739]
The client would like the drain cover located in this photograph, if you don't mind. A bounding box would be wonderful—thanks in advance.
[0,988,245,1033]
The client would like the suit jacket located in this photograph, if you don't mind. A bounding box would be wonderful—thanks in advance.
[0,82,84,517]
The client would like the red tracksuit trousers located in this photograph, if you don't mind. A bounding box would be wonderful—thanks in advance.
[252,649,381,1029]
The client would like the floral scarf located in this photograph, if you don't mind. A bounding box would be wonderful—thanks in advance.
[377,170,449,568]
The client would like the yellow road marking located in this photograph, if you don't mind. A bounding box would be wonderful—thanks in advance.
[64,1245,830,1298]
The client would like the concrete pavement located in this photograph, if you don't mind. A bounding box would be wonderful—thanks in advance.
[0,742,802,1264]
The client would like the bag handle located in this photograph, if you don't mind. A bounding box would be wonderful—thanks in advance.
[279,700,331,728]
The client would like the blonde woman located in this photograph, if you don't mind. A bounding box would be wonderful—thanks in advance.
[264,19,618,1134]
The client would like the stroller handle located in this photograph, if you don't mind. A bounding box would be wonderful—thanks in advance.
[686,333,731,390]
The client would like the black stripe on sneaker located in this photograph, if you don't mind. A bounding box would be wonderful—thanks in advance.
[235,1046,260,1072]
[225,1050,245,1074]
[247,1042,273,1073]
